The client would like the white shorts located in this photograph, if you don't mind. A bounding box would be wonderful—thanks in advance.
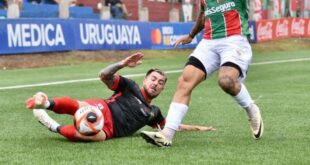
[190,35,252,82]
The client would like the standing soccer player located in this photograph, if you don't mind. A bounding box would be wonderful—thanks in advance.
[141,0,264,147]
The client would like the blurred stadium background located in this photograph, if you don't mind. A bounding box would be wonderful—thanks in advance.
[0,0,309,55]
[0,0,309,20]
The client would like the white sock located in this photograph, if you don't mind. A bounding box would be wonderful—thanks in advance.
[245,103,260,119]
[233,83,256,118]
[33,109,60,133]
[162,102,188,141]
[233,83,254,109]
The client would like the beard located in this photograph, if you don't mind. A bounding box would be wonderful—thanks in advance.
[143,86,159,99]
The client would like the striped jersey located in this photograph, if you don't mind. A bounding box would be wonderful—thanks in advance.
[200,0,250,39]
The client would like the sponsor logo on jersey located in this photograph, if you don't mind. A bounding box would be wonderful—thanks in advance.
[140,108,148,116]
[205,2,236,16]
[134,96,143,104]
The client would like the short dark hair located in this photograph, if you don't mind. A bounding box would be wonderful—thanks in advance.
[145,68,167,83]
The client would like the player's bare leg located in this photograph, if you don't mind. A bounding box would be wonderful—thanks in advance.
[141,65,205,147]
[218,66,263,139]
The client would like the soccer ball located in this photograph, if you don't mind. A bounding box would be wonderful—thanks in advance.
[74,105,104,136]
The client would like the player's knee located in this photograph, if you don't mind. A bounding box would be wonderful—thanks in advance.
[218,75,235,94]
[177,76,194,93]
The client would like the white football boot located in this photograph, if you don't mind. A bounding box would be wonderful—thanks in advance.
[33,109,60,133]
[140,131,172,147]
[247,103,264,139]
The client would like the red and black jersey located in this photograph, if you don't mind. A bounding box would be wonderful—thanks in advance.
[105,75,165,138]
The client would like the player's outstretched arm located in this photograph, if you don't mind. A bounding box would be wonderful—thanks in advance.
[173,9,205,48]
[178,124,216,131]
[99,52,144,88]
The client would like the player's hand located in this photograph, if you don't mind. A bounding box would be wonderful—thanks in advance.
[173,35,193,48]
[120,52,144,68]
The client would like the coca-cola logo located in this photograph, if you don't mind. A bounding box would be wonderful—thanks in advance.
[276,20,289,37]
[292,19,305,35]
[257,21,273,40]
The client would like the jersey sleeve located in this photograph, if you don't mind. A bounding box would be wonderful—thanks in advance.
[147,105,166,129]
[111,75,137,92]
[110,75,121,91]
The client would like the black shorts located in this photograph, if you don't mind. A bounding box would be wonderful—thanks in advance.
[185,56,207,76]
[186,56,242,78]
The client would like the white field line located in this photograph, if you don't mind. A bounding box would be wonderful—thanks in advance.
[251,57,310,65]
[1,57,310,90]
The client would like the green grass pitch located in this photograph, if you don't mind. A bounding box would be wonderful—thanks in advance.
[0,45,310,164]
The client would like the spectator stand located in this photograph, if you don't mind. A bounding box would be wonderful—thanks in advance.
[0,0,99,19]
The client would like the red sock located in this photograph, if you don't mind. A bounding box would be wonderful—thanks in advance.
[59,125,80,141]
[52,97,79,115]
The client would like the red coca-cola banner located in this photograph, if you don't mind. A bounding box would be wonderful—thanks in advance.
[256,18,310,42]
[291,18,306,37]
[275,18,291,39]
[257,19,274,42]
[307,19,310,37]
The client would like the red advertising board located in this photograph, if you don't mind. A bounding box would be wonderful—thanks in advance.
[275,18,291,39]
[256,18,309,43]
[305,18,310,37]
[291,18,306,37]
[257,19,274,42]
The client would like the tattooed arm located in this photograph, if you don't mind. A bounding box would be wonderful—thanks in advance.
[99,52,144,89]
[188,8,205,39]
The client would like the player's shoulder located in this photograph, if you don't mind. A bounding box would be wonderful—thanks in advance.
[118,75,139,88]
[118,76,142,95]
